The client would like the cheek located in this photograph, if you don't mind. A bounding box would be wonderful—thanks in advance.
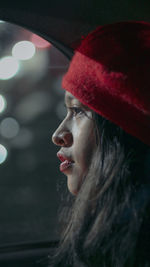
[74,122,96,168]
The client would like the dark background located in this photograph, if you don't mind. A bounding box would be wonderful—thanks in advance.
[0,1,150,52]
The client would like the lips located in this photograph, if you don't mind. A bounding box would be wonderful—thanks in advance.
[57,152,74,173]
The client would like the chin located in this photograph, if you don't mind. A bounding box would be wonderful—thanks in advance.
[68,185,78,196]
[67,172,85,195]
[67,178,80,196]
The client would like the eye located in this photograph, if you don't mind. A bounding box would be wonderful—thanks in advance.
[71,107,84,117]
[64,104,85,118]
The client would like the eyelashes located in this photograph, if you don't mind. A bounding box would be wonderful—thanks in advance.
[70,107,84,117]
[64,104,84,117]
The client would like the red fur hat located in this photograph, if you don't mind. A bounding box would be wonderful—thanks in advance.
[62,21,150,146]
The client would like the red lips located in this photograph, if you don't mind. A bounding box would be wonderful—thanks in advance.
[57,152,74,163]
[57,152,74,172]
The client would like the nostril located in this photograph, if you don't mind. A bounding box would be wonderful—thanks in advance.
[64,132,73,146]
[52,131,73,147]
[58,138,65,146]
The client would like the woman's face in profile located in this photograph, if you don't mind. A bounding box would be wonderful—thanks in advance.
[52,92,96,195]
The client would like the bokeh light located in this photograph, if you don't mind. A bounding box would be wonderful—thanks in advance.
[0,144,7,164]
[0,117,20,139]
[0,56,20,80]
[0,95,7,113]
[12,41,36,60]
[31,34,51,49]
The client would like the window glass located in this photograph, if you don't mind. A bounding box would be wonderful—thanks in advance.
[0,20,69,245]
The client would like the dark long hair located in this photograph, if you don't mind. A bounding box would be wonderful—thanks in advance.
[50,112,150,267]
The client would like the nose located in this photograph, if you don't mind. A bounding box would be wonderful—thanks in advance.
[52,124,73,147]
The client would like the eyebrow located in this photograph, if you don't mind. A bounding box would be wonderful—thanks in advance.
[65,93,90,111]
[65,94,75,104]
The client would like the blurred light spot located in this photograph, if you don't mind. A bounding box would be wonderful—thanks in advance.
[11,128,33,148]
[0,144,7,164]
[56,100,67,120]
[0,117,20,139]
[0,56,20,80]
[31,34,51,49]
[0,95,7,113]
[0,20,4,23]
[12,41,36,60]
[17,49,49,82]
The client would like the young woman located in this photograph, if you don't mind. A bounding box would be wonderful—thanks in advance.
[51,21,150,266]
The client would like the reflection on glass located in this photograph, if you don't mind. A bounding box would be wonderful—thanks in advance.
[0,56,20,80]
[0,144,7,164]
[12,41,36,60]
[31,34,51,49]
[0,117,20,139]
[0,94,7,113]
[0,20,69,244]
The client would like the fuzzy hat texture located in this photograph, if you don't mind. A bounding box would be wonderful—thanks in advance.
[62,21,150,146]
